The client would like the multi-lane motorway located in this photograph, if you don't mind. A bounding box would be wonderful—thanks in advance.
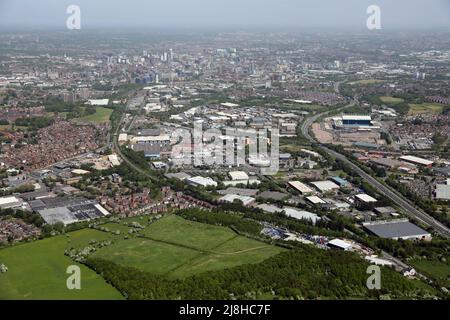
[300,104,450,239]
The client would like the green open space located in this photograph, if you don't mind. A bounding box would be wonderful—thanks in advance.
[379,96,404,104]
[0,235,123,300]
[0,215,284,297]
[140,215,237,250]
[93,215,285,279]
[170,236,283,278]
[408,103,444,115]
[80,107,113,123]
[66,228,117,249]
[98,222,135,234]
[92,237,201,276]
[350,79,385,85]
[0,125,28,131]
[280,144,305,153]
[410,259,450,287]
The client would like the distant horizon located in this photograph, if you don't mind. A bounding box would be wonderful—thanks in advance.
[0,0,449,30]
[1,25,449,34]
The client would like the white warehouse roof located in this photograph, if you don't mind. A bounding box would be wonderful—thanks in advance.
[327,239,353,250]
[436,184,450,200]
[283,207,321,224]
[311,180,340,192]
[186,176,218,188]
[306,196,326,204]
[219,194,255,206]
[356,194,378,203]
[131,135,170,143]
[229,171,249,181]
[400,155,434,166]
[0,196,22,208]
[288,181,313,194]
[342,115,372,121]
[87,99,109,106]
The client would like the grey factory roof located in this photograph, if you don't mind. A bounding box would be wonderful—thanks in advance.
[363,220,430,239]
[258,191,289,201]
[217,188,259,197]
[164,172,191,181]
[433,166,450,177]
[35,197,110,225]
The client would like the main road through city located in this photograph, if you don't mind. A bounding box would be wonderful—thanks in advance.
[300,103,450,238]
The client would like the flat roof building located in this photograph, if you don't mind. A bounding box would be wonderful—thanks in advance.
[219,194,255,207]
[256,205,320,224]
[399,155,434,167]
[342,115,372,126]
[331,176,349,187]
[258,191,289,201]
[374,207,397,215]
[0,196,23,210]
[288,181,313,195]
[228,171,250,181]
[87,99,109,106]
[164,172,191,181]
[363,219,431,241]
[355,194,378,203]
[34,197,110,226]
[283,207,320,224]
[435,184,450,200]
[327,239,353,251]
[218,188,259,197]
[186,176,218,188]
[311,180,340,193]
[306,196,326,205]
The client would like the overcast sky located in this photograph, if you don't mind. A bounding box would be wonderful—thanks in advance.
[0,0,449,30]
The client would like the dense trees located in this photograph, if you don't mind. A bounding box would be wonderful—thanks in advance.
[176,209,263,236]
[14,116,54,129]
[85,245,437,300]
[0,209,45,228]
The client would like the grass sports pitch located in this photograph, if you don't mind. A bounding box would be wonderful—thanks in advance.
[0,215,283,298]
[92,215,285,278]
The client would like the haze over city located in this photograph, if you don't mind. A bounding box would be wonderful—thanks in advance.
[0,0,450,30]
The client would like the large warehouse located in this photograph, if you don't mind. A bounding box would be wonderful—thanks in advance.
[363,219,431,241]
[30,196,111,226]
[399,155,434,167]
[288,181,313,195]
[342,115,372,126]
[311,180,340,193]
[0,196,26,210]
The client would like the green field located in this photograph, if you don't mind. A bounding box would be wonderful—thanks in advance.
[408,103,444,115]
[410,259,450,286]
[0,215,284,298]
[280,144,304,153]
[170,236,282,278]
[140,215,238,250]
[80,107,113,123]
[0,234,123,300]
[66,228,117,249]
[380,96,404,104]
[350,79,385,85]
[0,125,28,131]
[93,215,285,278]
[99,222,135,234]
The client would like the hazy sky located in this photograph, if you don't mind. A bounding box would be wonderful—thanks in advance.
[0,0,449,30]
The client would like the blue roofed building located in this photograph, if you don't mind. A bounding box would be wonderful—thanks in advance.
[331,176,349,187]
